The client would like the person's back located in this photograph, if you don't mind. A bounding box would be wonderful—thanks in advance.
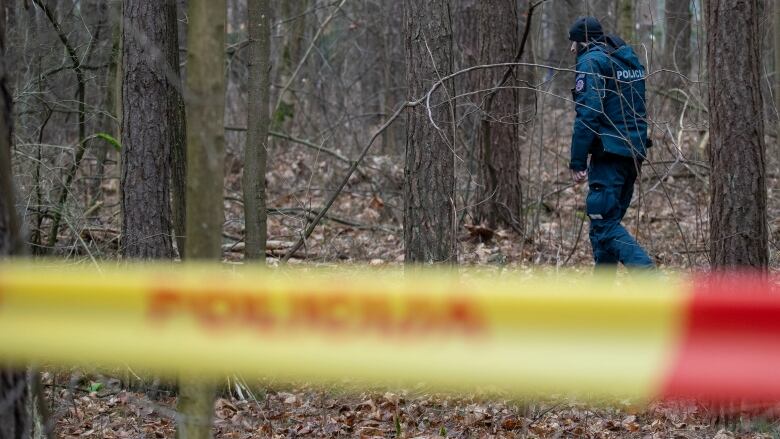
[570,41,649,169]
[601,43,649,160]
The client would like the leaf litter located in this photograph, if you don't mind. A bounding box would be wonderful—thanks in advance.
[44,371,780,438]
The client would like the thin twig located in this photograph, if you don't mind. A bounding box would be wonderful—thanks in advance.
[225,126,353,165]
[271,207,397,233]
[32,0,88,254]
[281,100,418,262]
[562,212,586,267]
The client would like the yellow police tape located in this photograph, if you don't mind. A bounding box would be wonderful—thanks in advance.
[0,263,686,397]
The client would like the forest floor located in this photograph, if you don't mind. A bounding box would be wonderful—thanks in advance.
[47,370,778,438]
[215,127,778,270]
[48,125,780,437]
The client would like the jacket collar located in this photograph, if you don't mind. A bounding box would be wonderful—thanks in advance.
[576,41,608,57]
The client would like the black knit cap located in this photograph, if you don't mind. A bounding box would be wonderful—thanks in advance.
[568,16,604,42]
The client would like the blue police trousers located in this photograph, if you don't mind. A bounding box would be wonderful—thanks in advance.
[586,153,654,269]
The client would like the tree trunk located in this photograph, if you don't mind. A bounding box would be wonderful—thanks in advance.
[168,0,187,259]
[183,0,226,261]
[277,0,309,117]
[617,0,634,42]
[706,0,768,268]
[403,0,457,264]
[0,5,22,257]
[82,0,118,210]
[0,4,13,252]
[280,0,309,76]
[379,0,404,155]
[452,0,480,222]
[665,0,692,75]
[664,0,692,115]
[0,0,30,436]
[453,0,479,70]
[120,0,181,259]
[474,0,523,232]
[177,0,226,435]
[549,0,580,96]
[243,0,271,261]
[0,371,29,439]
[775,0,780,125]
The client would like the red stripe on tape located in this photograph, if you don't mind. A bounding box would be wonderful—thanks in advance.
[661,274,780,401]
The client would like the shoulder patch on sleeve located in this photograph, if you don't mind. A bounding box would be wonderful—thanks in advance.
[574,73,586,93]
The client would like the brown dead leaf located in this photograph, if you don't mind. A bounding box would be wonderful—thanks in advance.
[622,414,641,431]
[383,392,399,406]
[357,399,377,412]
[500,415,523,430]
[530,423,553,436]
[216,398,238,420]
[368,195,384,210]
[296,423,315,435]
[258,423,272,435]
[358,426,384,438]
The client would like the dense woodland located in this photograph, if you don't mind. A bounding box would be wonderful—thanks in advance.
[0,0,779,437]
[0,0,777,268]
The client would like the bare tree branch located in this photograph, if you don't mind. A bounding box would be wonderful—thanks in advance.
[31,0,88,254]
[281,100,417,262]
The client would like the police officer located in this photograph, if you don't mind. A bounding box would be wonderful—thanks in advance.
[568,16,654,270]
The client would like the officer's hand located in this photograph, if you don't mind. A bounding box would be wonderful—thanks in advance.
[570,169,587,184]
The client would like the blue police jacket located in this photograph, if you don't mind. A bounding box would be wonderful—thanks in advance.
[569,43,649,171]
